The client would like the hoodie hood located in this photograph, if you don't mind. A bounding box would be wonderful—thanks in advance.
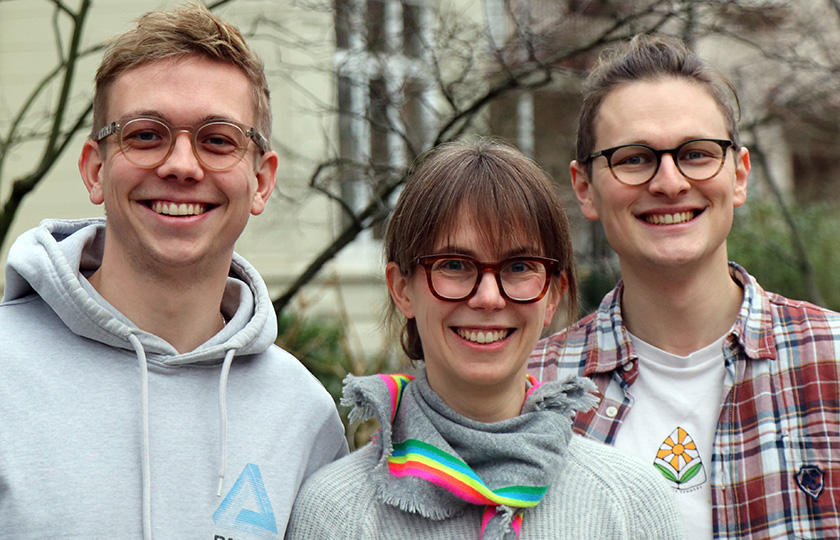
[3,218,280,540]
[3,218,277,362]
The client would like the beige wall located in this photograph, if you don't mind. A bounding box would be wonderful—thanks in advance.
[0,0,392,357]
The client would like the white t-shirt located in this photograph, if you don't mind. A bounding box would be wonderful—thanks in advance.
[614,333,730,540]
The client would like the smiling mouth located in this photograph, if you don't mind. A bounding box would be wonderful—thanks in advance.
[148,201,209,216]
[455,328,513,344]
[642,210,700,225]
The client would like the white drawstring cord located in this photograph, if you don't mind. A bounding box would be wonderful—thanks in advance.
[128,333,153,540]
[217,348,236,496]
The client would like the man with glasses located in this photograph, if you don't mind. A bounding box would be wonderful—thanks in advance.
[528,35,840,539]
[0,5,346,539]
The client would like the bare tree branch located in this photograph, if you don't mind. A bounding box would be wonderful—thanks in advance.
[0,0,92,244]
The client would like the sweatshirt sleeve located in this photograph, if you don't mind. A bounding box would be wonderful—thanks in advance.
[561,437,685,539]
[285,445,377,540]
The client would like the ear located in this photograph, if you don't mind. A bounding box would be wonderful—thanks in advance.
[250,150,279,215]
[732,146,750,208]
[570,160,600,221]
[543,271,568,327]
[386,262,416,319]
[79,139,105,205]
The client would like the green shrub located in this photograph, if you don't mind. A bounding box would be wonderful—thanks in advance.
[729,200,840,311]
[276,311,398,449]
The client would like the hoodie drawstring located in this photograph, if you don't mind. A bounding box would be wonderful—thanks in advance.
[128,333,153,540]
[127,334,237,537]
[217,348,236,496]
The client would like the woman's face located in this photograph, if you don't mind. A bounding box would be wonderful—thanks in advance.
[387,214,565,418]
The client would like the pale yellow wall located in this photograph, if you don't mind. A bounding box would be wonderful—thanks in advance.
[0,0,393,357]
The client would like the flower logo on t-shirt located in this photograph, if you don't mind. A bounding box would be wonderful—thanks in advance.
[654,426,706,490]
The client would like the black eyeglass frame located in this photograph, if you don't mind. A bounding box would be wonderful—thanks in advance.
[93,117,270,171]
[585,138,735,186]
[416,254,560,304]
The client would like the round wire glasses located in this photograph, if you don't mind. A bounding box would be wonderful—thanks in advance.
[94,117,269,171]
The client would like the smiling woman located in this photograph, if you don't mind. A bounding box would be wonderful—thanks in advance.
[382,139,576,423]
[285,138,684,540]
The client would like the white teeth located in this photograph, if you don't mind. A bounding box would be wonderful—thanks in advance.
[646,211,694,225]
[456,328,508,344]
[152,201,207,216]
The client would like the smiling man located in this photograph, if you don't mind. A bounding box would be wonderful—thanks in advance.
[528,35,840,539]
[0,4,346,539]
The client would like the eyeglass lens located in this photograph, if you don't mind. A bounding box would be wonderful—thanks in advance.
[609,139,728,185]
[118,118,250,170]
[428,257,549,302]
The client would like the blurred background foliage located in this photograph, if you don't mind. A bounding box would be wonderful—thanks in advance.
[729,201,840,312]
[276,311,400,449]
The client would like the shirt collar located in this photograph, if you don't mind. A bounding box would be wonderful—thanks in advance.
[584,262,776,377]
[727,262,777,361]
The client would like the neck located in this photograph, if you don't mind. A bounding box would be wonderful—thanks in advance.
[89,250,230,354]
[619,257,743,356]
[426,368,528,423]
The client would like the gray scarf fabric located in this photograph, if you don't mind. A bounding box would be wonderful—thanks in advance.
[341,370,598,539]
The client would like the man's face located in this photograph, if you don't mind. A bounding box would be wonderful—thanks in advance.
[79,56,277,275]
[571,78,750,274]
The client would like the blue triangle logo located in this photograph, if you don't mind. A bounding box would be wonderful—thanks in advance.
[213,463,278,538]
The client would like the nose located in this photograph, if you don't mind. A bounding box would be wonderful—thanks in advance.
[467,270,506,311]
[647,152,690,197]
[157,130,204,181]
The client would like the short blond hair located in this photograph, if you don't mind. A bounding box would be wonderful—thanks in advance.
[92,2,271,141]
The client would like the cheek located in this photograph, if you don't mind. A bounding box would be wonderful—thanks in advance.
[592,187,625,216]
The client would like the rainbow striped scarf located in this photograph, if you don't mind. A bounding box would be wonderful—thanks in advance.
[340,370,597,540]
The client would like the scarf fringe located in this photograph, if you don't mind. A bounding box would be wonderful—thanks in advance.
[482,505,522,540]
[377,483,457,520]
[341,373,399,464]
[527,375,599,415]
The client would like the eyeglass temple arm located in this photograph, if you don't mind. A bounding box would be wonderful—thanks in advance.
[246,129,270,154]
[94,122,118,142]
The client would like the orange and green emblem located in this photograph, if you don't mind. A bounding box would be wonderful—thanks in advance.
[654,426,707,490]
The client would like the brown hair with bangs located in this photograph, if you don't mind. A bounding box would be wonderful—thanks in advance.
[384,138,577,361]
[92,2,271,142]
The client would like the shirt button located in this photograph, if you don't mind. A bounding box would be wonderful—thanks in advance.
[605,406,618,418]
[622,362,634,372]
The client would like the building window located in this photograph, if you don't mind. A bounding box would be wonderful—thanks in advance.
[334,0,433,238]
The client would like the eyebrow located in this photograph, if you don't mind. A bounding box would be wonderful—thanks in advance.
[433,245,540,260]
[117,111,244,127]
[610,135,724,148]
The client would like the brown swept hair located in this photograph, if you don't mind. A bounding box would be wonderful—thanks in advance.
[92,2,271,141]
[384,138,578,361]
[577,34,741,169]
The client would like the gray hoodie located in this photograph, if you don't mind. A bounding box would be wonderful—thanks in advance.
[0,218,348,539]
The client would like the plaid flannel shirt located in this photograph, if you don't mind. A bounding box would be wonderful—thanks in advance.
[528,263,840,540]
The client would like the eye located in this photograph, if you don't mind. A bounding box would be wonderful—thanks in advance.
[197,123,244,154]
[122,121,168,149]
[611,146,655,167]
[508,261,530,273]
[431,258,477,278]
[133,131,159,142]
[503,259,541,275]
[681,149,712,161]
[200,134,238,154]
[679,141,724,163]
[439,259,466,272]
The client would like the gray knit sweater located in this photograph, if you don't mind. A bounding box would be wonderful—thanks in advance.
[286,438,682,539]
[286,373,683,539]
